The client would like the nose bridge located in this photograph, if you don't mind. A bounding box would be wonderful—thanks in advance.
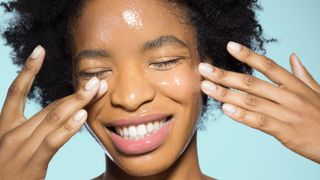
[110,65,155,111]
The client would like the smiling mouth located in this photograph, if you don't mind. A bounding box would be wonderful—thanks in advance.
[105,115,173,140]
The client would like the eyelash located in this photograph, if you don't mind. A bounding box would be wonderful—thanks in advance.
[78,58,181,79]
[150,58,181,70]
[78,70,111,79]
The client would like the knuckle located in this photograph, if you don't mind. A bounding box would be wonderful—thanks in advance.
[0,133,15,148]
[215,68,225,79]
[238,110,247,121]
[219,88,229,100]
[43,137,59,151]
[74,91,88,102]
[47,100,60,112]
[290,93,306,108]
[21,62,36,74]
[263,58,277,71]
[242,48,252,58]
[256,114,270,128]
[45,110,63,126]
[242,75,257,89]
[7,81,21,97]
[244,94,259,107]
[63,121,75,131]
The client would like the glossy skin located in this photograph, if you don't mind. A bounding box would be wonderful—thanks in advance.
[0,1,319,180]
[72,0,204,178]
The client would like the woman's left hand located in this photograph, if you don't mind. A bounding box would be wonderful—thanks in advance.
[198,41,320,164]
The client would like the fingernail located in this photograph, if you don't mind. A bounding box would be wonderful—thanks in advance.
[222,104,237,114]
[228,41,242,52]
[99,80,108,94]
[85,77,99,91]
[199,63,214,76]
[74,109,87,122]
[202,81,217,92]
[30,45,43,59]
[292,53,302,66]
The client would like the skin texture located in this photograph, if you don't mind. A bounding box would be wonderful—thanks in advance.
[0,1,319,180]
[199,42,320,164]
[72,0,205,178]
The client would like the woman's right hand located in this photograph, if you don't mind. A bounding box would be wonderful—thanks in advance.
[0,46,108,180]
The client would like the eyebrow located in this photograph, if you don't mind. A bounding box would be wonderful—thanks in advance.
[74,35,188,62]
[74,49,110,62]
[142,35,187,52]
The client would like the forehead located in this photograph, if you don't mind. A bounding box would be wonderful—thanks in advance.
[73,0,195,53]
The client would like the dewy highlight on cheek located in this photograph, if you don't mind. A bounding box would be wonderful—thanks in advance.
[122,9,143,29]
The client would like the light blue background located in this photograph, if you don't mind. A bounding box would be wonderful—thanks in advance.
[0,0,319,179]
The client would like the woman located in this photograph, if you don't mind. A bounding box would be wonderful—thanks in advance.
[0,0,319,179]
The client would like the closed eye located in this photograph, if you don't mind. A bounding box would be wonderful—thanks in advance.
[149,58,181,71]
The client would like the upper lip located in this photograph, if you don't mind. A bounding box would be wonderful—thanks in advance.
[105,113,172,127]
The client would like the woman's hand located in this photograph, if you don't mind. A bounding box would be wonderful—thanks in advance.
[199,41,320,164]
[0,46,108,180]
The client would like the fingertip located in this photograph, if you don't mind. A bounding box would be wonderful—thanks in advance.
[30,45,45,60]
[222,103,237,115]
[74,109,87,123]
[99,80,108,94]
[227,41,242,53]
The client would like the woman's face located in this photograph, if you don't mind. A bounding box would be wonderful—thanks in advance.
[72,0,202,176]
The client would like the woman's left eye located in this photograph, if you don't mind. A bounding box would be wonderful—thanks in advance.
[149,58,181,70]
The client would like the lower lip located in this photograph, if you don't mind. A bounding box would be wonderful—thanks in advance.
[108,120,172,155]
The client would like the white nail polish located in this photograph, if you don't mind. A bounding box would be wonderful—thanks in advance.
[228,41,242,52]
[99,80,108,93]
[223,104,237,114]
[199,63,214,76]
[30,45,43,59]
[202,81,217,92]
[85,77,99,91]
[74,110,86,122]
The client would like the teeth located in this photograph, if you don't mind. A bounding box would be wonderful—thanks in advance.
[137,124,147,137]
[113,118,169,140]
[154,121,160,130]
[128,126,137,138]
[123,127,129,137]
[147,122,154,133]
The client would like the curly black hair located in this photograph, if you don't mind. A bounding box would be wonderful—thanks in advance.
[1,0,270,108]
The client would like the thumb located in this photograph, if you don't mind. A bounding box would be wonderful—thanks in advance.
[290,53,320,93]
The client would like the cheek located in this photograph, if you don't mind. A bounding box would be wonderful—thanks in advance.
[148,64,202,103]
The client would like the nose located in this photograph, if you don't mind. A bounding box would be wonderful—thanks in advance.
[110,68,155,111]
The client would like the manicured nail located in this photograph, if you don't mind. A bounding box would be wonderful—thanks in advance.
[74,109,87,122]
[30,45,43,59]
[199,63,214,76]
[85,77,99,91]
[222,104,237,114]
[99,80,108,93]
[202,81,217,92]
[292,53,302,66]
[228,41,242,52]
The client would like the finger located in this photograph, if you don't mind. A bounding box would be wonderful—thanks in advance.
[201,80,295,122]
[222,103,291,137]
[90,79,108,103]
[28,109,87,168]
[5,99,66,142]
[290,53,320,93]
[199,63,296,105]
[1,46,45,120]
[10,79,108,141]
[22,77,106,153]
[226,41,312,95]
